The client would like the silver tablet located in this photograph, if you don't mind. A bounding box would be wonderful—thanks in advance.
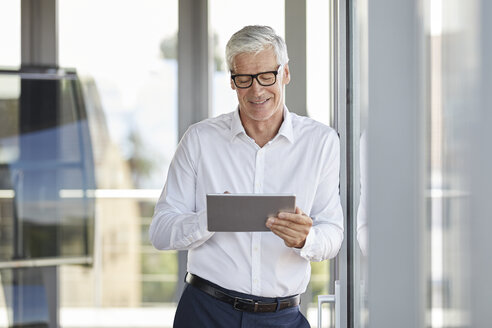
[206,193,296,232]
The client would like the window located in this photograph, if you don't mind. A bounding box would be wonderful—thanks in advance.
[58,1,179,325]
[0,1,20,68]
[307,0,332,125]
[0,69,95,263]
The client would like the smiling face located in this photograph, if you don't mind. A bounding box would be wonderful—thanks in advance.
[231,48,290,128]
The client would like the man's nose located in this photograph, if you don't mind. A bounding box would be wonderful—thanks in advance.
[250,77,263,92]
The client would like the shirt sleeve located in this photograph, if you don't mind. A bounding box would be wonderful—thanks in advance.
[296,131,344,261]
[356,131,368,255]
[149,126,214,251]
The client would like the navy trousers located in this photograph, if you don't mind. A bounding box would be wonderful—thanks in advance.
[173,283,310,328]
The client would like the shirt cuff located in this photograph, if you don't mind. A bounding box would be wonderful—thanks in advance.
[292,228,316,259]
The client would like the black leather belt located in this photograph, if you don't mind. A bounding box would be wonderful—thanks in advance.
[185,273,300,313]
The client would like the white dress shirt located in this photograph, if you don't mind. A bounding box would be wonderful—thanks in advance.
[149,107,344,298]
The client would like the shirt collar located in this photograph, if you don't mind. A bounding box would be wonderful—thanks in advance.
[277,106,295,143]
[228,106,295,144]
[229,107,245,141]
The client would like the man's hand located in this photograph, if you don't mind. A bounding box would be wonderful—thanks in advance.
[266,207,313,248]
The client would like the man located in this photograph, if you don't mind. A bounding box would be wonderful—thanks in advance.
[149,25,343,327]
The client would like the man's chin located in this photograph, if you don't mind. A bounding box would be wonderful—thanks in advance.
[240,105,282,123]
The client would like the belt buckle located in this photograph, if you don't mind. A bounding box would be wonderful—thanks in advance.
[233,297,259,312]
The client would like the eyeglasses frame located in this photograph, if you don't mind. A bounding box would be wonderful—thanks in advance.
[230,65,283,89]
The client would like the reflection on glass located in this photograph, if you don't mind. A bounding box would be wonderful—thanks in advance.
[0,68,96,328]
[57,1,180,325]
[0,267,55,327]
[0,70,95,262]
[356,132,367,257]
[426,0,478,327]
[352,0,369,326]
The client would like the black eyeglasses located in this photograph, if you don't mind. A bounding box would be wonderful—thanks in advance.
[231,65,282,89]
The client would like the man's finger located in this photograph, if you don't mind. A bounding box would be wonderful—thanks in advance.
[274,214,312,229]
[269,223,300,238]
[278,207,308,220]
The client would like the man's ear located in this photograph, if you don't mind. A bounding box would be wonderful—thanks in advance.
[282,64,291,85]
[230,78,236,90]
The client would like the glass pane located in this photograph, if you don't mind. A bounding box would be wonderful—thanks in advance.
[59,0,178,187]
[352,0,481,326]
[426,0,478,326]
[0,0,20,68]
[0,268,52,327]
[307,0,332,125]
[351,0,369,326]
[58,0,179,326]
[0,71,95,262]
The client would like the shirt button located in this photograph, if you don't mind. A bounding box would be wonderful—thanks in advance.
[254,246,259,251]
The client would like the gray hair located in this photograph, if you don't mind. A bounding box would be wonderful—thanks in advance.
[225,25,289,72]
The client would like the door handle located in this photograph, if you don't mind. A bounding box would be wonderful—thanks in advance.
[317,280,340,328]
